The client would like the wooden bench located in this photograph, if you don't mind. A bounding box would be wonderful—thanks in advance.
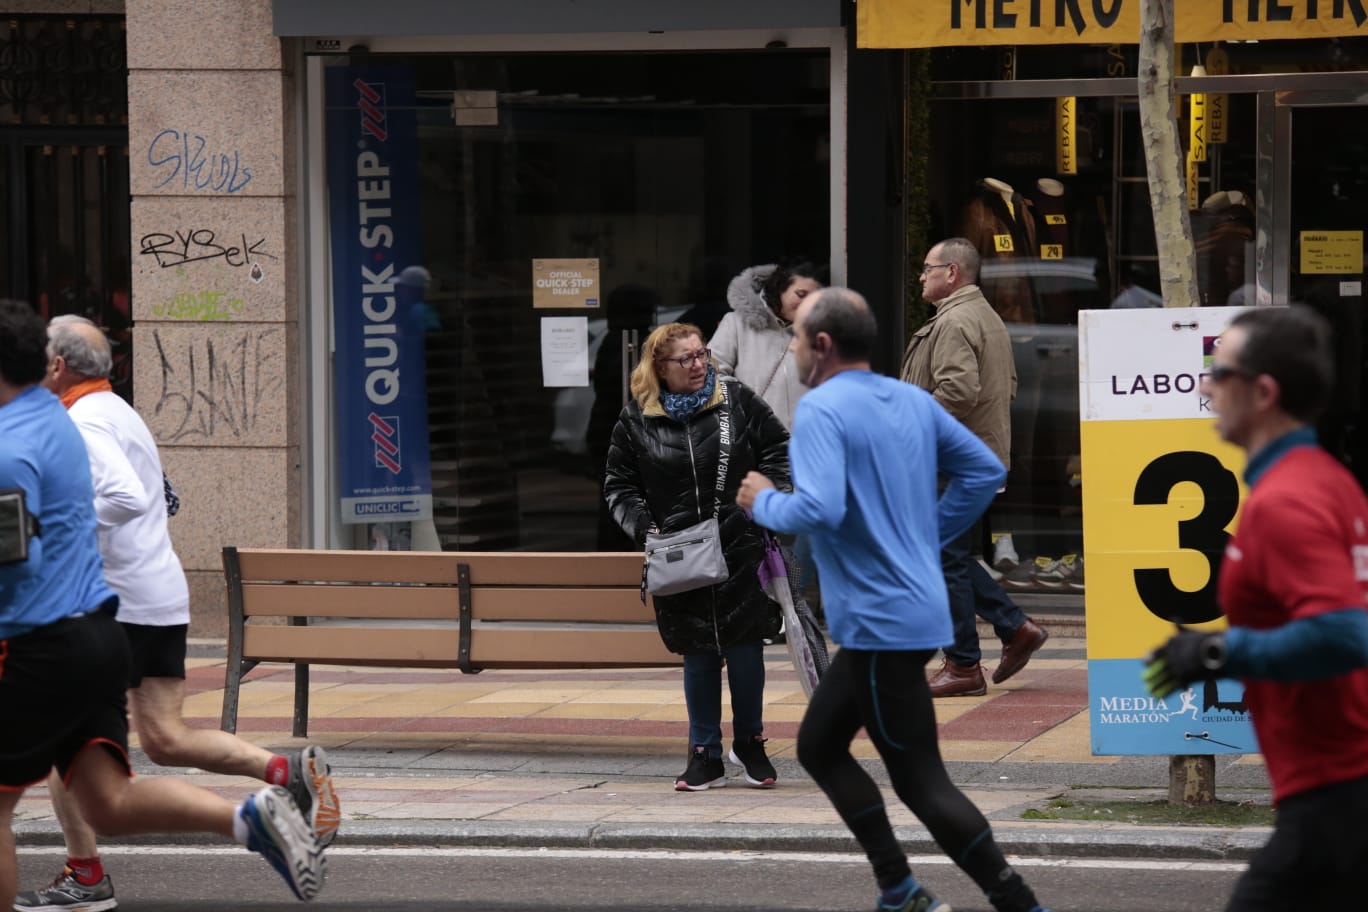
[220,547,679,737]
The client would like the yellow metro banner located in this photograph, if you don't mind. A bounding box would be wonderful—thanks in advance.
[858,1,1368,48]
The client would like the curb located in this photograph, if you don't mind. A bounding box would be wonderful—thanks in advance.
[12,819,1267,861]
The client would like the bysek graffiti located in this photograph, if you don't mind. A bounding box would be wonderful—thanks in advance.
[139,229,277,269]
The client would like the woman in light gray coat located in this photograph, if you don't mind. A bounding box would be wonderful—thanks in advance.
[711,261,825,628]
[710,262,822,430]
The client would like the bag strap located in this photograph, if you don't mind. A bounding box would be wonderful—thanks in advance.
[713,380,732,519]
[757,347,787,398]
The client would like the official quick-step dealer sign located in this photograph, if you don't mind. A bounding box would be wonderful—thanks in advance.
[326,65,432,523]
[1079,307,1256,755]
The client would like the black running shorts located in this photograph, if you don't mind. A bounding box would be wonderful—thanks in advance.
[121,621,188,687]
[0,610,132,789]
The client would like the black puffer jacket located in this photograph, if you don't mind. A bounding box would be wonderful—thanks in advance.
[604,376,789,655]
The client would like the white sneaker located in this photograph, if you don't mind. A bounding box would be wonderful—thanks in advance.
[992,532,1020,570]
[977,558,1003,581]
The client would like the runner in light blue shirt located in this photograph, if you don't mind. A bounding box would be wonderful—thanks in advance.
[737,287,1050,912]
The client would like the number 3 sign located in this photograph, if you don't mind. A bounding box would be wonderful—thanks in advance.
[1079,307,1256,755]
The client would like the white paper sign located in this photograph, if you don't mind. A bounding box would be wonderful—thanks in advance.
[541,316,589,387]
[1078,306,1247,422]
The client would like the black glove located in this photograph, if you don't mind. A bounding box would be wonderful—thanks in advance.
[1142,629,1228,699]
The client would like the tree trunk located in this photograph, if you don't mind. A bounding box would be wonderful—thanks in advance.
[1140,0,1213,806]
[1137,0,1201,309]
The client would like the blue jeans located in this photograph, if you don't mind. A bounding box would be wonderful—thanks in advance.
[941,521,1028,666]
[682,641,766,756]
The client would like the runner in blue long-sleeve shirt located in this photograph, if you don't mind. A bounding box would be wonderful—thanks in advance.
[737,287,1049,912]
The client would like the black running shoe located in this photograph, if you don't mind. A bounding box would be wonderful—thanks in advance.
[675,746,726,791]
[728,735,777,788]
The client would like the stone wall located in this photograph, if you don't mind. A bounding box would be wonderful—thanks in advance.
[126,0,298,637]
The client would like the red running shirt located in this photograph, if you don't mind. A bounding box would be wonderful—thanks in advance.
[1219,445,1368,803]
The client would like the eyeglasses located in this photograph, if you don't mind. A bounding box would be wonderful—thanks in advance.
[657,348,710,368]
[920,262,953,276]
[1206,363,1254,383]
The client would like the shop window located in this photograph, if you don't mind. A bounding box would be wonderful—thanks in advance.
[926,90,1257,592]
[324,50,830,551]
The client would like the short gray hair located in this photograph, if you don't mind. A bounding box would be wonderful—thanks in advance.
[48,314,113,379]
[937,237,981,284]
[804,287,877,362]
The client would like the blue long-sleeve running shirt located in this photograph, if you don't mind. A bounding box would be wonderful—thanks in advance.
[753,370,1005,651]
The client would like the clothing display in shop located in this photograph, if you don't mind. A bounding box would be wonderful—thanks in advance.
[1195,189,1256,308]
[954,177,1040,324]
[1027,178,1079,323]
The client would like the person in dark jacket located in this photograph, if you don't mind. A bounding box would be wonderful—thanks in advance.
[604,322,790,792]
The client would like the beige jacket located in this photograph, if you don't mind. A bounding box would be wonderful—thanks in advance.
[899,284,1017,469]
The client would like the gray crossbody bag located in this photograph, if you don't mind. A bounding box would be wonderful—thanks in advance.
[642,383,732,597]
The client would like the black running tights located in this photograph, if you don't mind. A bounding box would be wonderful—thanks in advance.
[797,647,1034,910]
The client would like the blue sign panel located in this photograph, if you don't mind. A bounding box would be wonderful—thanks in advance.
[326,65,432,523]
[1089,660,1256,755]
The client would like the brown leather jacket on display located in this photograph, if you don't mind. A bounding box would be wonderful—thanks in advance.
[955,181,1039,324]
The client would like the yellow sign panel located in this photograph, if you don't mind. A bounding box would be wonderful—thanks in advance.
[1207,92,1228,144]
[1081,418,1247,660]
[1206,47,1229,144]
[1300,230,1365,275]
[532,258,601,308]
[1056,96,1077,175]
[858,1,1368,48]
[993,234,1014,253]
[1186,148,1200,211]
[1188,94,1207,163]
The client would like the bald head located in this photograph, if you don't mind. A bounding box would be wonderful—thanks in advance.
[46,315,112,394]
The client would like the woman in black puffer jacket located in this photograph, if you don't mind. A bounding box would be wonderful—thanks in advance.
[604,322,790,793]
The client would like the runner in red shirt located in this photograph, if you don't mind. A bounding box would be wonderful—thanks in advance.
[1144,306,1368,910]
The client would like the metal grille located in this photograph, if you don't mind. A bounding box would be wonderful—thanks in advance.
[1,14,130,397]
[0,15,127,126]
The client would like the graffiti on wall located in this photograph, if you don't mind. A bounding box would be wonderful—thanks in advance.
[146,129,253,193]
[139,229,277,270]
[152,291,244,321]
[151,327,282,442]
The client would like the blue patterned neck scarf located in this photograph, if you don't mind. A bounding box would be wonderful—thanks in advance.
[660,364,717,423]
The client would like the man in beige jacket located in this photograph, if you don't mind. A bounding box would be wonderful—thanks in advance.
[901,238,1048,696]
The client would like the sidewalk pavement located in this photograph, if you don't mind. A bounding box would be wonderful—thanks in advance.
[11,620,1273,861]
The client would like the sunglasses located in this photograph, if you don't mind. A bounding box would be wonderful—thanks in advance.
[1207,363,1254,383]
[657,348,710,368]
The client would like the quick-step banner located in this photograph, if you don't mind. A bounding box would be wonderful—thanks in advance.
[1079,306,1256,755]
[327,65,433,524]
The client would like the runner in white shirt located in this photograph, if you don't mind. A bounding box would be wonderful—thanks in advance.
[14,316,340,912]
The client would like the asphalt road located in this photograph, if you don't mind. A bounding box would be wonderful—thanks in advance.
[15,844,1243,911]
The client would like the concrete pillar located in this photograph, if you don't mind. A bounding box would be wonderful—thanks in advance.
[127,0,299,636]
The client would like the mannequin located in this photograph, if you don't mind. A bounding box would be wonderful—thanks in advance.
[1027,178,1078,323]
[954,177,1039,324]
[1195,189,1255,307]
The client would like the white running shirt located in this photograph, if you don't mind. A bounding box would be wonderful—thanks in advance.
[68,390,189,626]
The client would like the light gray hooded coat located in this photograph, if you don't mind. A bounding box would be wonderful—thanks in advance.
[710,264,808,430]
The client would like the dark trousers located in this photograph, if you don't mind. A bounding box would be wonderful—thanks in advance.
[941,520,1027,666]
[797,648,1037,911]
[1226,774,1368,910]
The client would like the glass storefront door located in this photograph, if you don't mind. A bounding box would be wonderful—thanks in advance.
[321,50,831,551]
[1280,97,1368,485]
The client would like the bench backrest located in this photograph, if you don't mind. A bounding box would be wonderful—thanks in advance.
[224,547,680,670]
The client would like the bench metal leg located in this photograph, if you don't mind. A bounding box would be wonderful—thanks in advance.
[293,663,310,738]
[220,659,259,734]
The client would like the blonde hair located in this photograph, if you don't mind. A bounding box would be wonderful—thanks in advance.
[630,322,708,409]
